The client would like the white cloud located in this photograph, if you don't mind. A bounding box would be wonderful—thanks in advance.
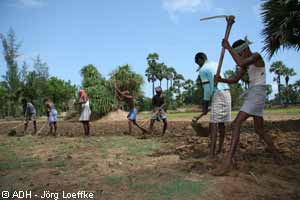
[15,0,47,8]
[162,0,212,13]
[162,0,226,22]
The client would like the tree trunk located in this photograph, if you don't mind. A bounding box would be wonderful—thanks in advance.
[167,80,169,91]
[278,75,282,105]
[152,81,155,96]
[285,76,289,107]
[160,80,162,87]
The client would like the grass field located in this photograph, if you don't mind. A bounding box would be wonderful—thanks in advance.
[139,107,300,120]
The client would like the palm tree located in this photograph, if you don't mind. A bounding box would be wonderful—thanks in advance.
[282,67,296,106]
[164,67,173,91]
[146,53,159,96]
[80,64,117,116]
[168,67,177,89]
[294,79,300,91]
[270,61,286,105]
[80,64,103,88]
[173,73,185,98]
[283,67,296,87]
[261,0,300,58]
[110,64,144,96]
[0,29,22,116]
[156,63,167,87]
[183,79,194,104]
[266,84,273,102]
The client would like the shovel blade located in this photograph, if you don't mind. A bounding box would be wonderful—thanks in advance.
[191,122,209,137]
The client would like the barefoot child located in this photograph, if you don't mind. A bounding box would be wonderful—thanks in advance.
[193,52,232,158]
[115,84,148,136]
[149,86,168,136]
[22,99,37,135]
[44,99,58,136]
[79,89,91,136]
[213,37,282,175]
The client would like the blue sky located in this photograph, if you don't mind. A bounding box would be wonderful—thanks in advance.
[0,0,299,97]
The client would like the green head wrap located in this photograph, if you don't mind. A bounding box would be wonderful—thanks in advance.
[234,36,253,54]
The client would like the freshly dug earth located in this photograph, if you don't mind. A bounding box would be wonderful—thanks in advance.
[0,117,300,200]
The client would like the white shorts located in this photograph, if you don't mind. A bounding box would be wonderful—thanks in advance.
[210,90,231,123]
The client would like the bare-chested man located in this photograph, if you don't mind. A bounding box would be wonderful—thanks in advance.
[115,84,148,136]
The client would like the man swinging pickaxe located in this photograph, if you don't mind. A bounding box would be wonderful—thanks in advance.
[192,15,235,158]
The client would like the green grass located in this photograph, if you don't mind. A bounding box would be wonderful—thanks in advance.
[264,107,300,114]
[139,107,300,120]
[88,136,160,156]
[157,178,207,200]
[48,159,67,168]
[102,175,208,200]
[0,144,41,170]
[103,175,125,185]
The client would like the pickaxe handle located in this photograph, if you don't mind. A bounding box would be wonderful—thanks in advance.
[215,16,235,86]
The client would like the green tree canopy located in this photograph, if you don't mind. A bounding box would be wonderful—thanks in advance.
[0,29,22,116]
[261,0,300,58]
[110,64,144,97]
[80,64,116,117]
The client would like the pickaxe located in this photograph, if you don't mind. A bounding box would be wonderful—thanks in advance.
[200,15,235,86]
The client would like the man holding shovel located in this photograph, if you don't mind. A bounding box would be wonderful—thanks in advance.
[192,15,235,159]
[193,52,231,158]
[149,86,168,136]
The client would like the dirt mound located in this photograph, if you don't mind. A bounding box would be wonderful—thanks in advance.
[98,109,128,122]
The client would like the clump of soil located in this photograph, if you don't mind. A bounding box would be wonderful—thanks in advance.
[8,129,17,136]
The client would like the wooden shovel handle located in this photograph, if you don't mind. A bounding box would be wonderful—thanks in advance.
[215,16,235,86]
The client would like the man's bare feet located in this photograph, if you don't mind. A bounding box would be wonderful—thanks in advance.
[211,161,233,176]
[123,131,130,135]
[137,134,147,139]
[207,156,218,165]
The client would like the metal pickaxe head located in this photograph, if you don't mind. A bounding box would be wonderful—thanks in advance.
[200,15,235,24]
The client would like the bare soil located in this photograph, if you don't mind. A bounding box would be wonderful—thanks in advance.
[0,115,300,200]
